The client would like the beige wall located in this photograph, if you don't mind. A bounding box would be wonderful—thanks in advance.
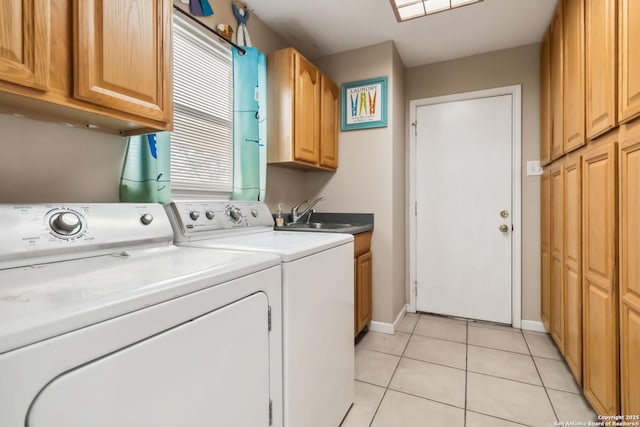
[405,43,542,322]
[268,41,407,325]
[0,0,287,203]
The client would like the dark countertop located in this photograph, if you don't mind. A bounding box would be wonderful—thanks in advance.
[273,212,374,235]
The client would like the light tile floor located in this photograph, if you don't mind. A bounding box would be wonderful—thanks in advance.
[342,313,598,427]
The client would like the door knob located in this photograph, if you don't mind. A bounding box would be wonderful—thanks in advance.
[499,224,509,233]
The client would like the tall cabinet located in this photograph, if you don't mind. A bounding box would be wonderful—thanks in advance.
[540,0,639,415]
[619,129,640,416]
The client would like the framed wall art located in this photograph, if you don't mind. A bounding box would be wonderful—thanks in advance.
[341,76,388,131]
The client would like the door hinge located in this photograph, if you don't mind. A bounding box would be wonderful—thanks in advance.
[411,120,417,136]
[268,306,272,331]
[415,202,418,216]
[269,399,273,426]
[414,283,418,298]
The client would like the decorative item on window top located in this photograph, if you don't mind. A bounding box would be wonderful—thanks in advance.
[232,1,252,47]
[232,47,267,201]
[120,133,171,203]
[216,24,234,41]
[341,77,388,131]
[187,0,214,17]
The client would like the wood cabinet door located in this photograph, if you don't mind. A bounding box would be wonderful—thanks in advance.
[550,162,565,352]
[619,137,640,415]
[356,251,372,334]
[619,0,640,123]
[586,0,617,139]
[73,0,172,123]
[582,141,619,416]
[551,3,565,160]
[541,31,552,166]
[0,0,49,90]
[563,154,582,383]
[319,74,339,170]
[541,168,552,331]
[293,53,320,165]
[563,0,586,153]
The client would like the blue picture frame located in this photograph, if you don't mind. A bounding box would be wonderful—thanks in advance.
[341,76,388,131]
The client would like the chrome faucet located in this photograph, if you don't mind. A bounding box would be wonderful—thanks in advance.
[290,196,325,224]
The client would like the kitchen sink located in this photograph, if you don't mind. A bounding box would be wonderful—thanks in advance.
[283,222,354,230]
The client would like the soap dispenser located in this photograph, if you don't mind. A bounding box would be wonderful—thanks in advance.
[275,203,284,227]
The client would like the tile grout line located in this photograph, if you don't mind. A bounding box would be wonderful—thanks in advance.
[522,329,561,423]
[367,315,418,426]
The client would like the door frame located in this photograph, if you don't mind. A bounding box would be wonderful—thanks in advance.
[408,85,522,328]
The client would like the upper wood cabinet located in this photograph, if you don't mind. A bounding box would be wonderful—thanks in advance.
[619,0,640,123]
[582,139,619,416]
[550,162,565,352]
[267,47,339,171]
[320,75,339,170]
[0,0,172,135]
[563,153,582,384]
[540,30,552,166]
[292,53,320,164]
[585,0,617,139]
[563,0,586,153]
[0,0,49,91]
[619,132,640,416]
[551,2,565,160]
[541,168,552,331]
[74,0,172,123]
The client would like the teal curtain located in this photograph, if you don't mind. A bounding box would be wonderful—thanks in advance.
[232,47,267,201]
[119,132,171,203]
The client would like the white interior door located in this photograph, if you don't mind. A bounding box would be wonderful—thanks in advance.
[415,94,513,324]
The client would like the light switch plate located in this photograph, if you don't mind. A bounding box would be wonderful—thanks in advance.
[527,160,543,176]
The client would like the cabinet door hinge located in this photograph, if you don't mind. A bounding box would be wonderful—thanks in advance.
[269,399,273,426]
[268,306,272,331]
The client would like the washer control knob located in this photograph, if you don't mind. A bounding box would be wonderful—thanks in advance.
[227,205,242,222]
[250,208,259,218]
[205,210,215,220]
[140,214,154,225]
[189,211,200,221]
[50,212,81,235]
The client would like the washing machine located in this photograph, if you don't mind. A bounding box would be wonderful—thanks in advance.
[167,201,354,427]
[0,203,283,427]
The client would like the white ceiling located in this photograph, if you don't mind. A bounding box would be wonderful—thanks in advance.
[240,0,557,68]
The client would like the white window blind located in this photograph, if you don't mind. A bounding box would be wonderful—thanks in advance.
[171,14,233,198]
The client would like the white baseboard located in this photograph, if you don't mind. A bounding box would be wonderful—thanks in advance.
[521,320,547,333]
[368,321,394,334]
[368,305,408,335]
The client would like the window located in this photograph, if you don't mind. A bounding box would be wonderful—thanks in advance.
[171,13,233,199]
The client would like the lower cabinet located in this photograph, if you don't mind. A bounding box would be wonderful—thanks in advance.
[582,139,619,416]
[550,163,565,352]
[563,153,583,383]
[354,231,372,336]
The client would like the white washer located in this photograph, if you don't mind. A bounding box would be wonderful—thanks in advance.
[0,203,283,427]
[167,201,355,427]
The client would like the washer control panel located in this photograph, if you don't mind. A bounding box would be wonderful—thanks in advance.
[168,201,274,240]
[0,203,173,268]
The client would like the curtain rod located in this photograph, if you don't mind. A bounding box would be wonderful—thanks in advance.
[173,5,247,55]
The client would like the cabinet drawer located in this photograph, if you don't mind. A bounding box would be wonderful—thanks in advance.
[354,231,371,257]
